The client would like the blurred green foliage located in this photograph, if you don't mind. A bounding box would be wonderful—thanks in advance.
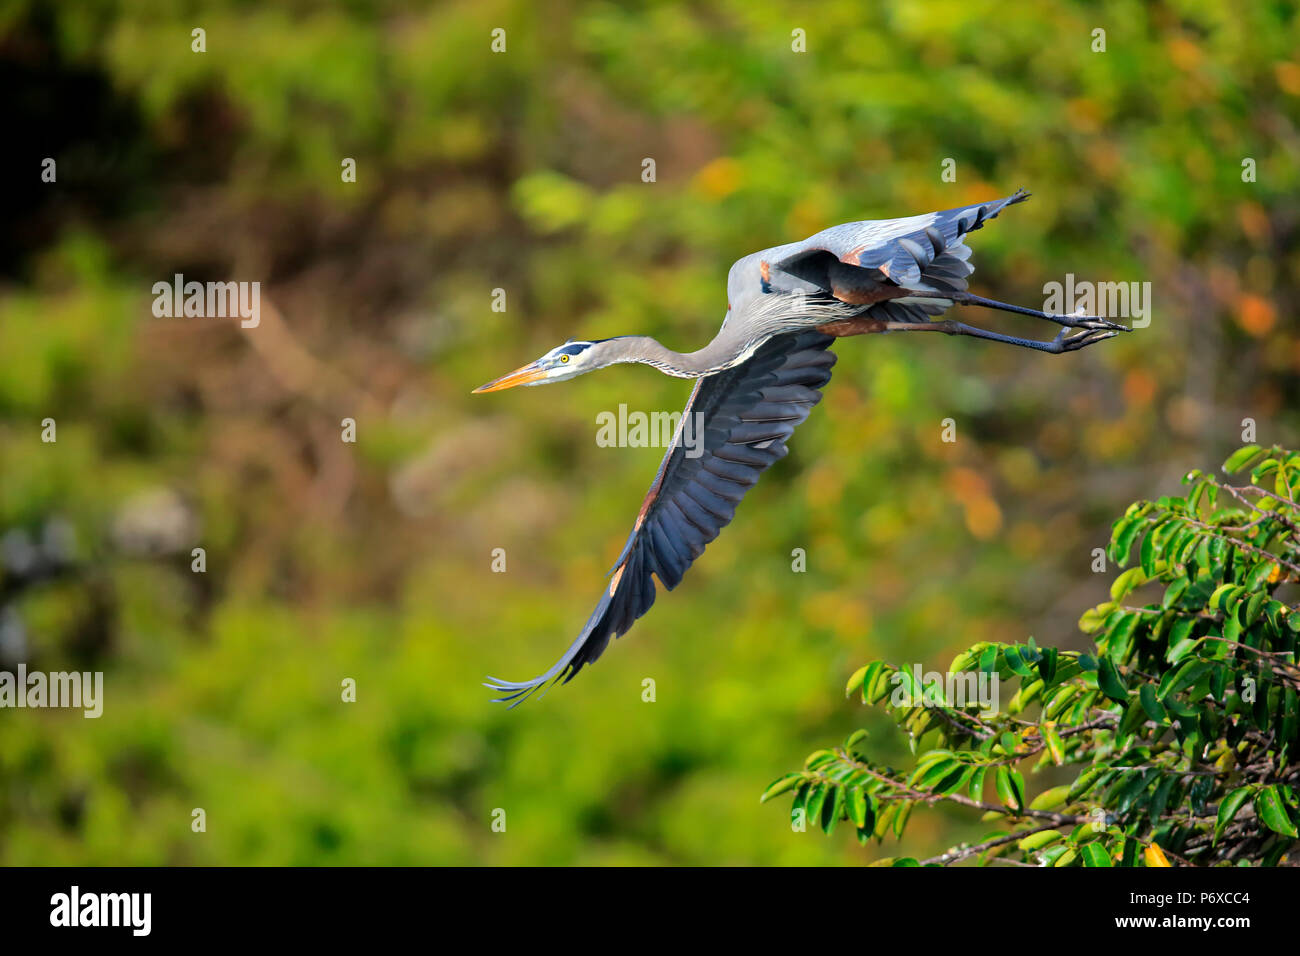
[1,0,1297,864]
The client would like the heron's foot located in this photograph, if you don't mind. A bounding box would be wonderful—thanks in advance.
[1050,326,1121,353]
[941,291,1134,333]
[1054,312,1131,332]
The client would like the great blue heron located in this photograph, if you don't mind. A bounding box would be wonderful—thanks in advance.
[474,189,1127,705]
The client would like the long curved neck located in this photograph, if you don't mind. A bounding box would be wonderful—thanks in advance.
[600,295,858,378]
[604,330,751,379]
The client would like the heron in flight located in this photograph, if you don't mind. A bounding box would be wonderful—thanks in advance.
[474,190,1127,705]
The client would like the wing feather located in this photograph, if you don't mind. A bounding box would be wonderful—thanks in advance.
[485,330,836,705]
[725,190,1028,318]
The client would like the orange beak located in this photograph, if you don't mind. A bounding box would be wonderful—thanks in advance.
[472,361,548,393]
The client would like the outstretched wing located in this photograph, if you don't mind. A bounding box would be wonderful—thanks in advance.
[485,330,836,705]
[727,189,1029,323]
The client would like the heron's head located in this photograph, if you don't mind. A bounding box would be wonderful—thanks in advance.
[472,339,613,393]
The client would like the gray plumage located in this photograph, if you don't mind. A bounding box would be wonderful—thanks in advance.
[476,189,1128,705]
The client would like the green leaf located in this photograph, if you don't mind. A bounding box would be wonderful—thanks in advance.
[1165,618,1199,664]
[893,800,913,838]
[914,757,960,790]
[1244,589,1267,625]
[1245,560,1278,593]
[967,765,988,801]
[1160,660,1212,701]
[1111,517,1144,566]
[790,784,809,827]
[1149,774,1178,822]
[1117,695,1150,737]
[1161,577,1189,609]
[1139,683,1168,723]
[845,664,871,699]
[1018,829,1063,851]
[1042,723,1066,765]
[760,773,803,803]
[1068,766,1107,801]
[1081,843,1112,867]
[1030,784,1071,811]
[1007,678,1044,714]
[804,749,837,770]
[1255,786,1298,838]
[1107,612,1141,662]
[805,785,828,827]
[1037,647,1059,684]
[1209,583,1242,611]
[1222,445,1264,474]
[1252,458,1279,481]
[847,788,869,828]
[1004,645,1035,677]
[1112,769,1155,815]
[823,785,845,834]
[1110,567,1147,603]
[995,766,1025,812]
[1098,655,1128,702]
[1222,607,1242,643]
[865,663,893,703]
[895,665,922,702]
[1215,787,1254,844]
[1044,683,1081,721]
[1079,604,1112,634]
[1139,531,1157,576]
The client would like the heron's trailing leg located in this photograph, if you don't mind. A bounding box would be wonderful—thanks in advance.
[881,319,1118,354]
[907,291,1130,332]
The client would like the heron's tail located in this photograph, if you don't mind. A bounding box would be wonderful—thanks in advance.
[483,581,625,708]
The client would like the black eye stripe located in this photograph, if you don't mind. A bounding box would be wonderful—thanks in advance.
[556,343,591,356]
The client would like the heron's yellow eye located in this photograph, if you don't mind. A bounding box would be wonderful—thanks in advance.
[560,354,570,363]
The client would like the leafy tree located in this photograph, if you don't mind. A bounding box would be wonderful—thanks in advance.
[765,445,1300,867]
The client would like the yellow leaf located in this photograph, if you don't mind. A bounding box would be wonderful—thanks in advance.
[1144,842,1172,867]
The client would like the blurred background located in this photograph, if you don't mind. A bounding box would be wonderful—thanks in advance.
[1,0,1296,865]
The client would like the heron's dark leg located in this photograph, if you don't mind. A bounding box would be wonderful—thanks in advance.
[907,291,1129,332]
[880,319,1118,354]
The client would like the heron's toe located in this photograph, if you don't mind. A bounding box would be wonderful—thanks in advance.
[1071,314,1131,332]
[1056,327,1120,352]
